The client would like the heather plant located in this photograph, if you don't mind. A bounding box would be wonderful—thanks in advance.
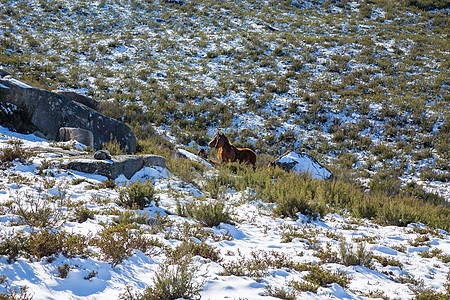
[101,136,124,155]
[264,285,296,300]
[135,260,204,300]
[290,264,352,293]
[0,229,92,262]
[339,241,374,268]
[94,223,160,267]
[117,179,157,210]
[0,275,33,300]
[72,205,95,223]
[179,198,231,228]
[57,264,70,279]
[11,190,66,228]
[0,142,33,168]
[167,239,221,263]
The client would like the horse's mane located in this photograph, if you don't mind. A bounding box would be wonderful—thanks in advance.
[221,134,231,147]
[221,134,236,152]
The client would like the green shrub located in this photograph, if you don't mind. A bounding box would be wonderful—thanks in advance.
[419,168,450,183]
[406,0,450,10]
[117,179,157,210]
[303,265,352,289]
[339,242,374,268]
[180,198,231,227]
[0,232,27,263]
[72,206,95,223]
[94,223,159,267]
[374,255,403,268]
[0,229,92,262]
[12,191,65,228]
[97,178,117,189]
[289,280,318,293]
[138,261,204,300]
[168,239,221,263]
[166,157,203,187]
[57,264,70,278]
[0,274,33,300]
[0,143,32,167]
[314,242,340,264]
[264,285,296,300]
[27,229,91,261]
[101,136,125,155]
[114,210,149,225]
[220,250,301,279]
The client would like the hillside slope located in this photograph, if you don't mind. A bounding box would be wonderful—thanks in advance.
[0,127,449,299]
[1,0,449,199]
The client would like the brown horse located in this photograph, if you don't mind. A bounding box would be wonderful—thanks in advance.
[208,131,257,166]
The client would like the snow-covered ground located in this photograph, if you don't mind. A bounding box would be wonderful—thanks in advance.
[0,127,448,299]
[1,0,448,202]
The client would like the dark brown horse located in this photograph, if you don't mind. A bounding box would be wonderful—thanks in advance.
[208,131,257,166]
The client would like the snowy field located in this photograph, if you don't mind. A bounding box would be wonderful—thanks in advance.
[1,0,449,298]
[0,127,449,299]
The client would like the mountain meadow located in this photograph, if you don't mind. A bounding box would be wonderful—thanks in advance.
[0,0,449,299]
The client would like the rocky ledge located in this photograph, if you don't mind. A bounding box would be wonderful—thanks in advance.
[60,154,166,179]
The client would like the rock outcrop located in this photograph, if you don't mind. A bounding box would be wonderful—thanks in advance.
[0,73,136,153]
[269,151,333,180]
[61,154,166,179]
[59,127,94,149]
[52,90,100,111]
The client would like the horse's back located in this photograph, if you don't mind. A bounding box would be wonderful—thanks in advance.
[237,147,256,166]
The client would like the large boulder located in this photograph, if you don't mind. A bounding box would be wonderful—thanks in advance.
[52,90,100,111]
[59,127,94,149]
[0,75,136,153]
[269,151,333,180]
[61,154,166,179]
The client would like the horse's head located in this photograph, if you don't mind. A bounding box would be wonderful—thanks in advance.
[209,131,229,149]
[209,131,223,148]
[208,132,219,148]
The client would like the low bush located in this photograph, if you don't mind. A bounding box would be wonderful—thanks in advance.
[0,143,32,167]
[72,206,95,223]
[374,255,403,268]
[179,198,231,228]
[168,239,221,263]
[302,264,352,289]
[0,229,91,262]
[339,242,374,268]
[57,264,70,278]
[166,157,204,187]
[134,261,204,300]
[11,190,66,228]
[203,163,450,231]
[264,285,296,300]
[0,274,33,300]
[290,264,352,293]
[94,223,160,267]
[117,179,157,210]
[220,250,302,279]
[101,137,124,155]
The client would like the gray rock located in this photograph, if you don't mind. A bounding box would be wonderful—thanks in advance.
[269,151,333,180]
[52,90,100,111]
[0,77,136,153]
[32,131,47,139]
[59,127,94,149]
[94,150,111,160]
[0,69,11,77]
[61,154,166,179]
